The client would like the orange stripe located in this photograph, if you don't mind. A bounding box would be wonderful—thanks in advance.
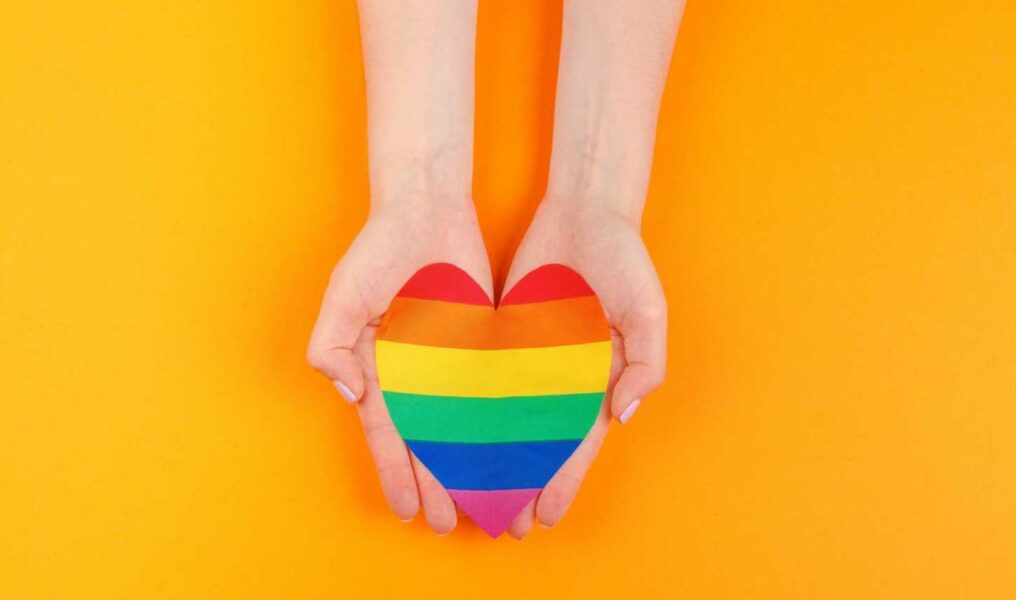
[378,295,610,349]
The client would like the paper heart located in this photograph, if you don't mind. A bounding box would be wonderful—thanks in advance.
[376,263,612,537]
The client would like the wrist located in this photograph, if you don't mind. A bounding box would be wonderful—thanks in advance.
[368,188,477,234]
[368,151,473,215]
[541,189,644,227]
[543,150,650,225]
[370,190,473,213]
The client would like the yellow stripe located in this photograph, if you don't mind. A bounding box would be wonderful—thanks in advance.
[375,340,612,397]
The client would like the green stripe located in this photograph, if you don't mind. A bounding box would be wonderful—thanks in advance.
[382,391,604,443]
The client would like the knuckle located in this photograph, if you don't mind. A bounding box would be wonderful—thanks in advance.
[648,358,667,382]
[548,468,583,497]
[537,481,576,524]
[637,361,666,391]
[638,296,668,323]
[647,367,666,389]
[305,347,328,372]
[375,461,414,485]
[363,419,400,439]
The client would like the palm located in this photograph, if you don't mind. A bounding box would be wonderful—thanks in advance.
[502,201,667,537]
[311,201,665,538]
[308,204,491,534]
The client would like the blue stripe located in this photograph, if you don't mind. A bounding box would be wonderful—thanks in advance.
[405,439,582,490]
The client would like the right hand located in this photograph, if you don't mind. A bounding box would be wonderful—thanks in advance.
[501,198,668,537]
[307,200,492,535]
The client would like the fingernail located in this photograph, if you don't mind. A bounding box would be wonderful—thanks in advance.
[399,516,414,523]
[619,399,641,424]
[333,380,357,403]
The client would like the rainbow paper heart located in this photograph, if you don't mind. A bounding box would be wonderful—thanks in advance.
[375,263,612,537]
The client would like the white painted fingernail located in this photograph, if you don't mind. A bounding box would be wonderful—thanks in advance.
[619,399,641,424]
[333,380,357,403]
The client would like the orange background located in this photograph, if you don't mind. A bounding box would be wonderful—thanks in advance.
[2,1,1015,597]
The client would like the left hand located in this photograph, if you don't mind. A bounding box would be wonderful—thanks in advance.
[307,201,493,535]
[501,198,668,538]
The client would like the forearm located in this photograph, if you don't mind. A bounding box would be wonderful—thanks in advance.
[357,0,478,211]
[545,0,684,222]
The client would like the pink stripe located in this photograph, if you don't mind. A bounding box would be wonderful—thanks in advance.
[447,489,541,538]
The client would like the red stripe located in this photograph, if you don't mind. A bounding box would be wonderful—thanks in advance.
[499,264,594,306]
[396,263,492,306]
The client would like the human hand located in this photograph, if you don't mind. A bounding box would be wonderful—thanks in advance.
[501,198,667,537]
[307,200,492,535]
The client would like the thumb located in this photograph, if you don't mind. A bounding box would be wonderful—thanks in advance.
[610,299,668,424]
[306,266,370,404]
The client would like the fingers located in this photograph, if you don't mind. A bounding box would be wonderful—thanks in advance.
[356,380,420,521]
[410,454,457,535]
[610,297,667,423]
[500,328,619,536]
[536,407,611,528]
[507,497,536,540]
[307,265,372,402]
[309,348,365,404]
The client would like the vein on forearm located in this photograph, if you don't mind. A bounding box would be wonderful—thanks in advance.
[546,0,684,217]
[357,0,478,207]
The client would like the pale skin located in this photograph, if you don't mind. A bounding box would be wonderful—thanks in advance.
[308,0,684,538]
